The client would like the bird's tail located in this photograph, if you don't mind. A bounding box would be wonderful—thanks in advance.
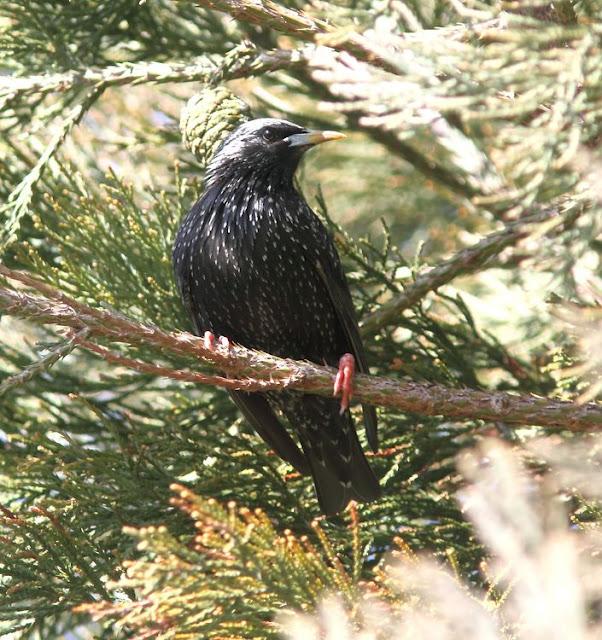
[281,396,381,516]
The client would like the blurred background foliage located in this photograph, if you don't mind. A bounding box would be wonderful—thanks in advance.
[0,0,600,638]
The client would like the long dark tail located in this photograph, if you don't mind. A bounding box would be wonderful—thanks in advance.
[281,396,381,516]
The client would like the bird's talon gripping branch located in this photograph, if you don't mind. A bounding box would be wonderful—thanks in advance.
[203,330,216,350]
[203,331,231,354]
[334,353,355,414]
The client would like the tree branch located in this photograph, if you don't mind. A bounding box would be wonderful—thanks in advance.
[189,0,442,75]
[0,327,89,396]
[360,206,567,336]
[0,46,309,103]
[192,0,330,39]
[76,338,302,392]
[1,85,105,251]
[0,266,600,431]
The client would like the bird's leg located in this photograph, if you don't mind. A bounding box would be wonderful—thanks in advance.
[203,330,231,354]
[333,353,355,414]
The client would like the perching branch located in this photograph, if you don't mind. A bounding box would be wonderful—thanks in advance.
[77,338,302,392]
[360,205,568,336]
[0,266,600,432]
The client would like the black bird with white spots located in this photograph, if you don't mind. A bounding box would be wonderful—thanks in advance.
[173,118,381,515]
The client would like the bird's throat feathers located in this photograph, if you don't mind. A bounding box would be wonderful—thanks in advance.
[188,166,307,271]
[205,150,301,192]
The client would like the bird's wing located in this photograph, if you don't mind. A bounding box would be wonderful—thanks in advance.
[229,391,310,475]
[183,296,309,474]
[315,258,378,452]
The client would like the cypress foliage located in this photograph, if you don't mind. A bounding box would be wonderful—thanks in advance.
[0,1,600,638]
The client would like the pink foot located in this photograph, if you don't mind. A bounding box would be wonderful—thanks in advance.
[204,331,215,350]
[333,353,355,414]
[204,331,231,353]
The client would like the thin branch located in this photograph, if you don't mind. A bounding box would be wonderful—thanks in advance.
[366,127,479,198]
[190,0,417,74]
[0,46,308,102]
[0,266,600,431]
[76,338,302,392]
[0,327,89,396]
[194,0,331,39]
[360,206,565,336]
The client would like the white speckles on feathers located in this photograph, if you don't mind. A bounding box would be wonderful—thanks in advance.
[172,117,380,514]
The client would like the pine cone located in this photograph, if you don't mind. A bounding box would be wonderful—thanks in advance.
[180,87,252,167]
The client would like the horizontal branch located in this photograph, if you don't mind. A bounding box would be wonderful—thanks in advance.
[191,0,423,74]
[0,266,600,432]
[360,206,563,336]
[0,45,307,102]
[76,338,302,392]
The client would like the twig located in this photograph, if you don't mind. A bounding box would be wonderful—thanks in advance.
[360,206,564,336]
[190,0,413,73]
[194,0,330,39]
[0,327,90,396]
[367,128,481,199]
[0,266,600,431]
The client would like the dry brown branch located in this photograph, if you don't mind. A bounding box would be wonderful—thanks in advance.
[76,338,302,392]
[0,265,600,431]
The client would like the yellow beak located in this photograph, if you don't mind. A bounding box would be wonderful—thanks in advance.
[285,130,346,148]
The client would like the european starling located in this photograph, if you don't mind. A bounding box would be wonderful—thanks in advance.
[173,118,381,515]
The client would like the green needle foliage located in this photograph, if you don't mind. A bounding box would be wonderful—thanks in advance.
[0,0,601,638]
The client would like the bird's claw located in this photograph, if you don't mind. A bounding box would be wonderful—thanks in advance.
[203,331,231,354]
[203,331,215,350]
[333,353,355,414]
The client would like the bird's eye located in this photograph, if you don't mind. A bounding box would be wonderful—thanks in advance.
[262,128,279,143]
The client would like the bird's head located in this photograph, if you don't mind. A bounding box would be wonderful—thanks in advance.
[205,118,345,186]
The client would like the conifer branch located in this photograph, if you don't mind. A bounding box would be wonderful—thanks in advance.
[76,338,303,392]
[360,205,567,336]
[0,46,307,103]
[0,85,105,251]
[0,266,599,432]
[0,327,89,397]
[189,0,424,73]
[192,0,330,41]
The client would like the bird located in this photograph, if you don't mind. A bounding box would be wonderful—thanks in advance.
[172,117,381,515]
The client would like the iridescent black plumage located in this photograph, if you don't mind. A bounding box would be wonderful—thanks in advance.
[173,118,380,515]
